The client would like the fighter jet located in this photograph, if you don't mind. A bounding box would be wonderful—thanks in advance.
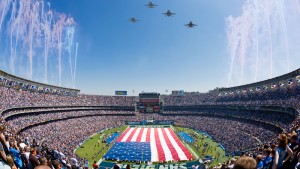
[185,21,197,28]
[129,17,139,23]
[145,1,158,8]
[163,10,175,17]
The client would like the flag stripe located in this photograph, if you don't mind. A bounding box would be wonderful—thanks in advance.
[157,128,173,161]
[116,127,130,142]
[116,127,193,162]
[150,128,158,161]
[161,128,180,161]
[155,128,166,162]
[126,128,137,142]
[141,128,148,142]
[131,128,141,141]
[136,128,144,142]
[164,128,188,160]
[146,128,151,142]
[167,128,193,160]
[121,128,134,142]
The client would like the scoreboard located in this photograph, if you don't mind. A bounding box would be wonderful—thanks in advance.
[137,92,162,113]
[115,91,127,95]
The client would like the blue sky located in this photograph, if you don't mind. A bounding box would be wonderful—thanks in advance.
[1,0,299,95]
[47,0,245,95]
[1,0,298,95]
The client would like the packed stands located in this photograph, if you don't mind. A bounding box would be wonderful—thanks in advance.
[0,69,300,169]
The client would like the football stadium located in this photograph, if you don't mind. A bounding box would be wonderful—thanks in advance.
[1,1,300,169]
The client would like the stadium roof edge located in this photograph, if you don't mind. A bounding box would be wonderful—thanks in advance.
[0,69,80,92]
[219,68,300,92]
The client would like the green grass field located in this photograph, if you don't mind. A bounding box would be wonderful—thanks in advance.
[75,125,128,166]
[173,126,229,166]
[75,125,228,167]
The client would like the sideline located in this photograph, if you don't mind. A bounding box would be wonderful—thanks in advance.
[99,133,105,139]
[185,144,201,162]
[173,126,201,162]
[97,158,103,165]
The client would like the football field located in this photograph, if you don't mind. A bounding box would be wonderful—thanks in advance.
[76,125,227,167]
[103,126,194,162]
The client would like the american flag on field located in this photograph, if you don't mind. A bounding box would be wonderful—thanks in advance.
[104,127,193,162]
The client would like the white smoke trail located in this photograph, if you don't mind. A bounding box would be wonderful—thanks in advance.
[9,0,16,74]
[296,0,300,13]
[0,0,11,31]
[0,0,79,88]
[239,2,253,85]
[266,0,273,78]
[277,0,290,72]
[66,18,75,86]
[74,42,78,88]
[226,16,241,87]
[226,0,300,87]
[56,19,63,86]
[254,0,259,82]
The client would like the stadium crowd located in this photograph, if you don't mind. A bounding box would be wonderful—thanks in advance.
[163,109,294,129]
[6,110,134,132]
[0,85,135,113]
[1,112,281,166]
[163,85,300,109]
[210,126,300,169]
[1,109,298,169]
[0,74,300,169]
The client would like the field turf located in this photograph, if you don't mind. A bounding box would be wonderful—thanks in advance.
[75,125,228,167]
[174,126,229,166]
[75,125,128,166]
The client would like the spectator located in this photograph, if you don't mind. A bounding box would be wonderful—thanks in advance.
[0,139,8,168]
[286,134,299,168]
[29,148,40,169]
[233,156,257,169]
[262,148,272,168]
[52,160,62,169]
[39,156,48,166]
[256,155,263,169]
[295,150,300,169]
[23,147,30,167]
[34,165,51,169]
[0,124,8,153]
[92,161,98,169]
[273,134,292,169]
[6,154,17,169]
[71,164,79,169]
[113,162,120,169]
[228,158,236,168]
[9,141,23,169]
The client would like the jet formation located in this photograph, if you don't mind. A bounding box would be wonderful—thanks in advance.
[163,10,175,17]
[145,1,158,8]
[185,21,197,28]
[129,1,196,28]
[129,17,139,23]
